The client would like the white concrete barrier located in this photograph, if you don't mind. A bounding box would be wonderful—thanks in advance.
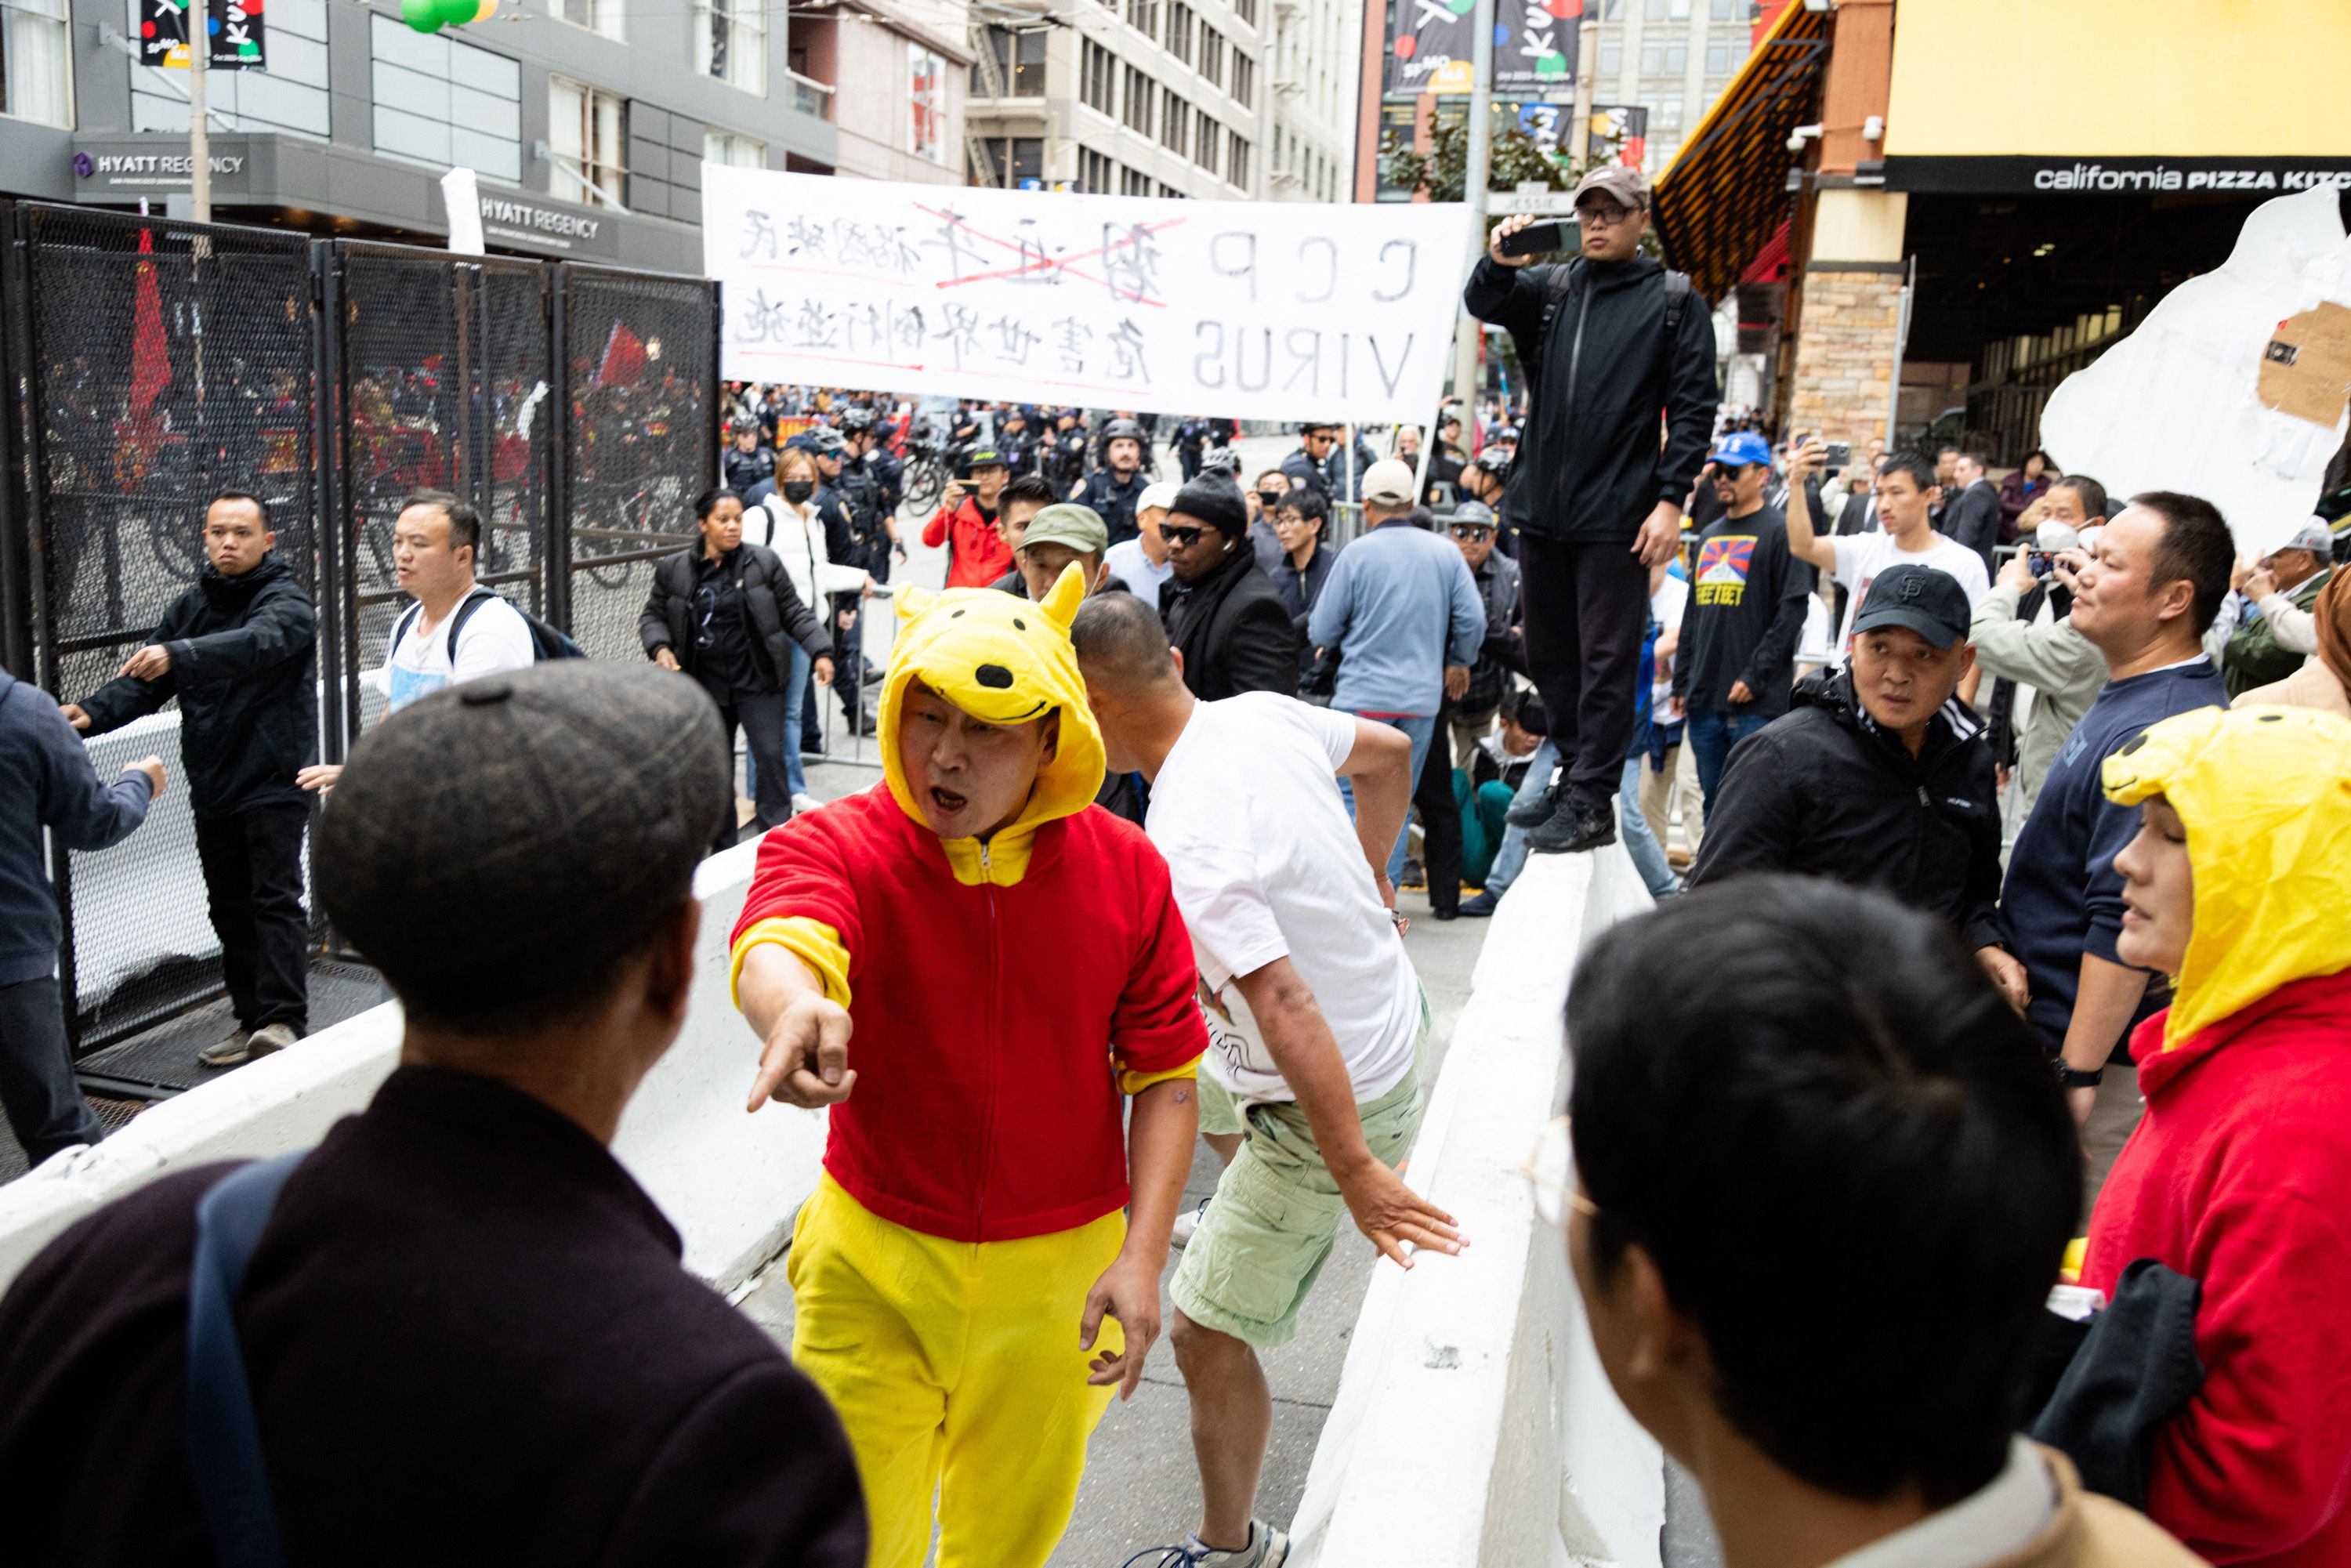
[1291,843,1665,1568]
[0,841,827,1298]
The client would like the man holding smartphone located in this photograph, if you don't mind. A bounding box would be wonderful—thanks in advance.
[1464,165,1719,856]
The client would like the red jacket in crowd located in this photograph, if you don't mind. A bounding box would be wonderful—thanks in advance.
[2083,965,2351,1568]
[921,495,1011,589]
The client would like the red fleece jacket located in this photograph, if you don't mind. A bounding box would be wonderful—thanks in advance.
[733,786,1205,1244]
[2084,966,2351,1568]
[920,495,1012,589]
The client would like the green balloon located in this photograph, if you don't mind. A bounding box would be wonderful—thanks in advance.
[401,0,443,29]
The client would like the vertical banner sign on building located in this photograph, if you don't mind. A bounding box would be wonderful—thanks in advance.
[705,167,1473,425]
[1588,104,1647,166]
[908,44,945,165]
[141,0,265,68]
[1493,0,1578,91]
[1386,0,1476,94]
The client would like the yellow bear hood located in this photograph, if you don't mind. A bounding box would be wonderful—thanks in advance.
[2101,704,2351,1048]
[877,562,1107,882]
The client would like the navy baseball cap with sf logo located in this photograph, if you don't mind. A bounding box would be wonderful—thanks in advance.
[1852,564,1972,648]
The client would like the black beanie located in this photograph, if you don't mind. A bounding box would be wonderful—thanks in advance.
[1169,477,1249,541]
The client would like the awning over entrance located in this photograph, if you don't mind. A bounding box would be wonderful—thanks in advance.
[1650,1,1828,302]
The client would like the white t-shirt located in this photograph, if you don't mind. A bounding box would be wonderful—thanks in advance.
[376,592,537,712]
[1650,571,1689,709]
[1147,692,1421,1105]
[1828,531,1991,658]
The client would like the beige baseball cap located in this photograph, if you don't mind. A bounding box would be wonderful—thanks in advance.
[1360,458,1418,505]
[1571,163,1649,212]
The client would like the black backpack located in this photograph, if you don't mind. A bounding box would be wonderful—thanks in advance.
[390,587,583,666]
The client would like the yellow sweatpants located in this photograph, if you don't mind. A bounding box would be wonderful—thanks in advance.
[786,1174,1125,1568]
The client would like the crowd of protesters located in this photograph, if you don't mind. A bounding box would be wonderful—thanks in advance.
[4,161,2351,1568]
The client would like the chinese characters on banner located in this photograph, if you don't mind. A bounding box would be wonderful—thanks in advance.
[141,0,266,69]
[704,168,1473,425]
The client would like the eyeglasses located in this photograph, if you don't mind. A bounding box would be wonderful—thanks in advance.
[1576,203,1639,228]
[1520,1116,1599,1228]
[1449,524,1494,541]
[1161,525,1208,547]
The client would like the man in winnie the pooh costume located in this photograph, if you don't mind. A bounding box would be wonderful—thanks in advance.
[730,563,1206,1567]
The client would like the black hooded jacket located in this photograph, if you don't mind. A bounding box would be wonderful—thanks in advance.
[1462,252,1719,544]
[77,553,317,819]
[1687,669,2004,950]
[1157,543,1299,702]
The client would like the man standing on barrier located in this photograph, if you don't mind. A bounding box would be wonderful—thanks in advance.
[63,491,317,1070]
[1465,165,1718,856]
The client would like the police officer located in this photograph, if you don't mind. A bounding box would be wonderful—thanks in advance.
[1073,415,1151,547]
[723,418,773,494]
[838,407,904,583]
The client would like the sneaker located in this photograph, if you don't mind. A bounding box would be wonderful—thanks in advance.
[197,1027,255,1069]
[1458,889,1500,917]
[1505,777,1561,830]
[791,792,821,816]
[1128,1523,1290,1567]
[1527,789,1615,856]
[247,1023,299,1058]
[1170,1196,1211,1249]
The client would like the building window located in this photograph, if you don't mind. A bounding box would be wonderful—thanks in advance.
[549,77,626,207]
[909,43,946,160]
[1122,64,1154,132]
[1195,109,1218,171]
[705,128,765,167]
[971,136,1043,186]
[369,15,520,180]
[1121,164,1151,195]
[552,0,622,41]
[974,25,1045,96]
[1165,1,1194,63]
[1227,130,1249,187]
[0,0,71,127]
[1230,49,1254,103]
[1198,27,1223,88]
[1232,0,1254,26]
[1643,0,1690,17]
[697,0,766,95]
[1710,0,1742,16]
[1160,89,1188,156]
[1705,36,1741,73]
[1599,0,1626,16]
[1160,181,1184,198]
[1597,37,1621,75]
[1081,146,1114,192]
[1639,39,1686,75]
[1127,0,1158,38]
[1082,38,1116,114]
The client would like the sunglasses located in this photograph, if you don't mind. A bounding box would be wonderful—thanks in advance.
[1161,524,1209,547]
[1521,1116,1599,1228]
[1450,524,1494,540]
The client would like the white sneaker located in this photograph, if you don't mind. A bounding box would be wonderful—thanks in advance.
[197,1027,254,1069]
[1170,1197,1211,1249]
[247,1023,299,1058]
[791,792,821,816]
[1161,1522,1290,1566]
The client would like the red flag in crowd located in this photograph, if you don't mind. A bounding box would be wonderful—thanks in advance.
[130,225,170,423]
[596,320,647,389]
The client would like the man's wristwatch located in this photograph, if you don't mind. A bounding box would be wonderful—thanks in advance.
[2053,1060,2104,1090]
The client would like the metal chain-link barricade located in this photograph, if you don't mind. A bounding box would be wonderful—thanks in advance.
[13,205,321,1051]
[331,243,551,741]
[557,265,716,661]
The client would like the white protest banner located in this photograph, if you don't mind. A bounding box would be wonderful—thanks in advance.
[702,166,1474,424]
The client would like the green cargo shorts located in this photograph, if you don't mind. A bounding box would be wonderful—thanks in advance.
[1171,997,1429,1349]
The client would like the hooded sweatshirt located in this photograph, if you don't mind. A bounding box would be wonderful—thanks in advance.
[730,564,1206,1244]
[2084,705,2351,1568]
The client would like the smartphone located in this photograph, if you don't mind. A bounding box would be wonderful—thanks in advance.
[1820,441,1853,473]
[2028,552,2055,579]
[1498,221,1567,259]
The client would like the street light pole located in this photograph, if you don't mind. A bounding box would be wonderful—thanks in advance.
[1570,13,1596,165]
[1451,0,1494,410]
[188,0,211,220]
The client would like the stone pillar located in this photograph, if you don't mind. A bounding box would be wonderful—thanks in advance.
[1785,187,1907,450]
